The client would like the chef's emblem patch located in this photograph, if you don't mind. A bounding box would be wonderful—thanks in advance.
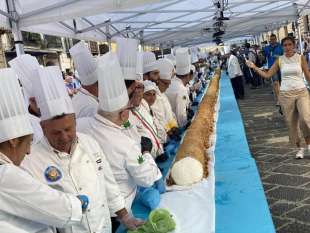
[123,120,131,129]
[44,166,62,182]
[137,155,145,164]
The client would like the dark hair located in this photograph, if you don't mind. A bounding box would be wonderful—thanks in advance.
[230,49,237,56]
[46,61,56,66]
[124,80,135,89]
[270,34,277,38]
[245,43,251,49]
[176,74,189,79]
[51,113,68,120]
[281,36,295,46]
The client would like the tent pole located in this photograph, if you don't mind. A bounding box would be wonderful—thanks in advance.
[106,24,111,51]
[297,21,303,54]
[7,0,24,55]
[139,31,144,50]
[294,2,303,54]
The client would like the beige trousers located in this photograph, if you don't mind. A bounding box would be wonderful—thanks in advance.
[279,88,310,146]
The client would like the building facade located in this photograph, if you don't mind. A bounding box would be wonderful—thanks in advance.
[0,30,110,73]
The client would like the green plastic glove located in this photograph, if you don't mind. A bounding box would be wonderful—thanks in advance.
[127,209,176,233]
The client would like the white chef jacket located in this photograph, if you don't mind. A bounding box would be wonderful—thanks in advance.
[151,91,178,133]
[77,114,162,211]
[0,152,82,233]
[165,77,190,127]
[29,114,43,145]
[149,108,167,144]
[22,133,125,233]
[72,88,99,118]
[227,54,243,79]
[129,99,164,158]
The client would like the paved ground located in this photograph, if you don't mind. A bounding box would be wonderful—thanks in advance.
[237,82,310,233]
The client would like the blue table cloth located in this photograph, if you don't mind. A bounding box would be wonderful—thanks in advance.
[215,74,275,233]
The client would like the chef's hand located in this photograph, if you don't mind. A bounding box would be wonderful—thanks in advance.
[76,195,89,213]
[141,136,153,154]
[154,177,166,194]
[187,109,195,120]
[184,121,191,130]
[155,152,169,163]
[119,213,145,230]
[168,127,181,141]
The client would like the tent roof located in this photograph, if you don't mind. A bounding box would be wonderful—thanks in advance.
[1,0,310,47]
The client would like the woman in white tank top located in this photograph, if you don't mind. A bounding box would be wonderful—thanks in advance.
[246,37,310,159]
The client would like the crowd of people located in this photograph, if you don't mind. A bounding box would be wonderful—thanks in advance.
[3,30,310,232]
[0,38,210,233]
[223,34,310,160]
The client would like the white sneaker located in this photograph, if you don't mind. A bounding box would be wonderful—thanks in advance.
[296,148,305,159]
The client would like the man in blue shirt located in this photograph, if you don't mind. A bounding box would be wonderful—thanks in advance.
[263,34,283,106]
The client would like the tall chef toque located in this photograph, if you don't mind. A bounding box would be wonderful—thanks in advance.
[97,52,129,112]
[0,68,33,143]
[143,51,158,74]
[157,58,174,80]
[33,66,74,121]
[175,48,191,76]
[116,37,139,81]
[9,54,40,98]
[69,41,98,86]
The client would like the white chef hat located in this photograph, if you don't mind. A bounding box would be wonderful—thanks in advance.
[69,41,98,86]
[9,54,40,98]
[0,68,33,143]
[116,37,138,80]
[143,80,158,93]
[157,58,174,80]
[176,48,191,75]
[34,66,74,121]
[97,52,129,112]
[190,47,199,64]
[164,54,176,66]
[143,51,158,74]
[224,45,231,54]
[190,65,196,73]
[136,51,143,81]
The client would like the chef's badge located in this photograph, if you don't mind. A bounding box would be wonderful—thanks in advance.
[137,155,145,164]
[44,166,62,182]
[95,154,103,171]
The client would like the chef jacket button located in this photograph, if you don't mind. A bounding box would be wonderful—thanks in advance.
[79,187,82,191]
[87,209,91,212]
[86,160,90,163]
[102,204,104,207]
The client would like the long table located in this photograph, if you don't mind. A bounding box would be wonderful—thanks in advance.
[117,72,275,233]
[215,73,275,233]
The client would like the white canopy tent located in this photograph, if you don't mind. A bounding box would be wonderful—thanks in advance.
[1,0,310,54]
